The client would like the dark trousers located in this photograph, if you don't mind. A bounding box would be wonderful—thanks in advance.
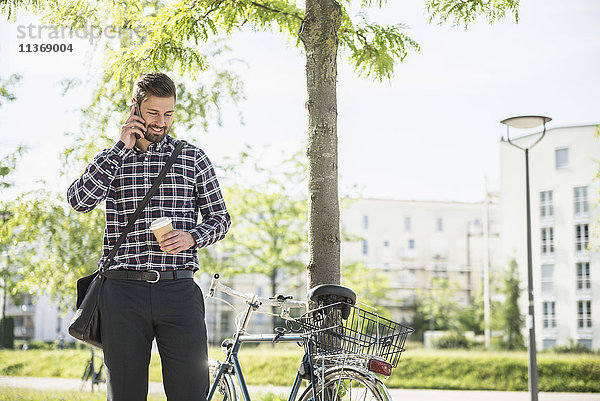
[99,277,209,401]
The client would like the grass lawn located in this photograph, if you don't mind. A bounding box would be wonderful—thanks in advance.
[0,344,599,392]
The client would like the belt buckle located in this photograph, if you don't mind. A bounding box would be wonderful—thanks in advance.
[146,269,160,283]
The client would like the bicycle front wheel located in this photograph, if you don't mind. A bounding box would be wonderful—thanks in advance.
[297,367,390,401]
[209,361,238,401]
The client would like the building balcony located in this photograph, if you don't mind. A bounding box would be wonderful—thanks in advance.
[398,249,417,260]
[390,281,419,290]
[576,327,593,335]
[5,304,35,316]
[14,326,35,338]
[431,251,448,260]
[575,249,590,257]
[573,213,589,223]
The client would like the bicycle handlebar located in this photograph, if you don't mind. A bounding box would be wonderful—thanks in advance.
[208,273,308,310]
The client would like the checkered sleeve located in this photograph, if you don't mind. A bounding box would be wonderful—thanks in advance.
[189,149,231,248]
[67,141,129,213]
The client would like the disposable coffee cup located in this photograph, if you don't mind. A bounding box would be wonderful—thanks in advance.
[150,217,173,241]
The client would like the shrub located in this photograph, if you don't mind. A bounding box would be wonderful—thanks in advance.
[23,340,55,350]
[552,339,594,354]
[433,332,471,349]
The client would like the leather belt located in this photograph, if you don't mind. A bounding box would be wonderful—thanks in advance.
[101,269,194,283]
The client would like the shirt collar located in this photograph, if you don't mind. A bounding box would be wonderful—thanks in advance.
[150,135,174,152]
[133,135,175,155]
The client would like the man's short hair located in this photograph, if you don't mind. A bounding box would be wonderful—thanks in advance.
[132,72,177,105]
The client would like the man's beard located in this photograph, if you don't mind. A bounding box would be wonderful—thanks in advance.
[144,125,168,143]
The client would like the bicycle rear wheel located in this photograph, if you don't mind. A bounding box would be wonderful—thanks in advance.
[80,361,93,391]
[81,361,92,382]
[297,367,389,401]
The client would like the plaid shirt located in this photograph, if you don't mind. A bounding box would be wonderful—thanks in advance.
[67,135,231,272]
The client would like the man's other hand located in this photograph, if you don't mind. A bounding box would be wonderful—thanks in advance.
[159,230,196,254]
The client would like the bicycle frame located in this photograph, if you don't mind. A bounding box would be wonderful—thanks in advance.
[207,296,317,401]
[208,333,310,401]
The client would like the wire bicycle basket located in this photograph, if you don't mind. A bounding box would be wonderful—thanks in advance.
[298,302,413,368]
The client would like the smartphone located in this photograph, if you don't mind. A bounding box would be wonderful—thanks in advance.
[130,102,142,139]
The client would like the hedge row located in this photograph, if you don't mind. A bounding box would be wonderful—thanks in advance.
[389,351,600,392]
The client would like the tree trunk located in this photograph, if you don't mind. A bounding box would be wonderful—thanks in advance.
[300,0,342,289]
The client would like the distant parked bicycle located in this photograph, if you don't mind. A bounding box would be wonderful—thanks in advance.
[81,346,105,391]
[206,273,414,401]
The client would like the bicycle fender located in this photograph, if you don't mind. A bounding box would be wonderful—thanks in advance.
[322,365,393,401]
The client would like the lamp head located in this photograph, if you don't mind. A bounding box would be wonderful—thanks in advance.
[500,115,552,150]
[500,115,552,129]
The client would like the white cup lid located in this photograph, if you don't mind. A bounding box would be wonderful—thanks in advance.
[150,217,172,230]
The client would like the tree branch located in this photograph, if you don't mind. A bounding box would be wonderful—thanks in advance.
[249,1,303,22]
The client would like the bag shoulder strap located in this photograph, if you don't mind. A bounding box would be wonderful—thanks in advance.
[102,140,187,269]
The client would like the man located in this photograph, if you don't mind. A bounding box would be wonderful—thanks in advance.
[67,72,231,401]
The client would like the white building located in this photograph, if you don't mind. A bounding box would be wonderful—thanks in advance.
[500,124,599,350]
[340,198,501,322]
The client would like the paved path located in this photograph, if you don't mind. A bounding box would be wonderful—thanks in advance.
[1,376,599,400]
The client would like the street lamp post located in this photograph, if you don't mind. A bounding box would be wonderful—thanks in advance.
[500,115,551,401]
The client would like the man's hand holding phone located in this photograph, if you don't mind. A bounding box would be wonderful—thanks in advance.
[120,103,147,149]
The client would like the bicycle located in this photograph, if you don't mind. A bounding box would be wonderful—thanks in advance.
[81,346,105,391]
[206,273,413,401]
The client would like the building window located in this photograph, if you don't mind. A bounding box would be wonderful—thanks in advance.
[363,215,369,230]
[543,339,556,350]
[408,239,415,249]
[540,191,553,218]
[555,147,569,169]
[575,224,589,252]
[541,227,554,255]
[541,264,554,293]
[574,186,589,216]
[543,302,556,329]
[362,240,368,255]
[383,240,389,248]
[404,216,411,231]
[576,262,591,291]
[577,300,592,329]
[436,218,443,232]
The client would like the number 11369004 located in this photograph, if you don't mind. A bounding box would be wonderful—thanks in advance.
[19,43,74,52]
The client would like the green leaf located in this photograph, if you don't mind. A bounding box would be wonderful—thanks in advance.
[425,0,519,28]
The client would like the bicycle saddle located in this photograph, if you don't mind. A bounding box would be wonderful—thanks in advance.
[306,284,356,306]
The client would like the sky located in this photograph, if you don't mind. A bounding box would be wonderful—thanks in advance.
[0,0,599,203]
